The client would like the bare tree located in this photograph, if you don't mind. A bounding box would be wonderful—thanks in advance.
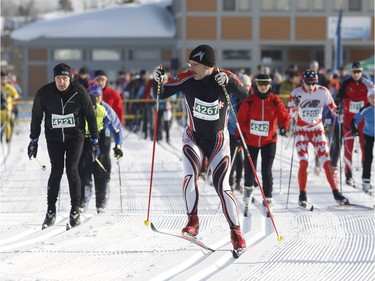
[58,0,74,12]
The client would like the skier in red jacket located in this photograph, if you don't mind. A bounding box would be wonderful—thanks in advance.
[237,74,290,212]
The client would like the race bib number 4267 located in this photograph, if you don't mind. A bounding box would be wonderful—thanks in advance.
[51,113,75,128]
[193,98,219,121]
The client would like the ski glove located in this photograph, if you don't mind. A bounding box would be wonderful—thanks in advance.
[293,96,301,107]
[334,106,343,116]
[91,138,100,162]
[113,145,123,159]
[351,120,359,136]
[215,72,229,86]
[153,66,165,84]
[279,127,287,136]
[27,139,38,159]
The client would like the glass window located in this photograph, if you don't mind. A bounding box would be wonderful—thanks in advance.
[92,49,120,61]
[261,50,282,61]
[223,0,235,11]
[129,50,159,60]
[296,0,309,11]
[333,0,346,11]
[349,0,361,11]
[222,50,251,60]
[261,0,290,11]
[312,0,324,11]
[370,0,374,11]
[238,0,251,11]
[53,49,81,61]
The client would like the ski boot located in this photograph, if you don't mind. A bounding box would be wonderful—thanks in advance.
[298,191,308,208]
[243,186,254,204]
[230,226,246,257]
[345,172,354,187]
[69,207,81,228]
[262,197,273,217]
[42,210,56,230]
[182,213,199,236]
[332,189,349,205]
[362,179,372,193]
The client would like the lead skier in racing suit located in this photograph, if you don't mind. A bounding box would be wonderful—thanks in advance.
[288,70,349,206]
[153,45,248,250]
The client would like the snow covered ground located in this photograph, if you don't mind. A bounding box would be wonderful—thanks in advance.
[0,119,374,281]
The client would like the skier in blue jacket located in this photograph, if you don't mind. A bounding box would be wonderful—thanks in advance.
[352,88,374,192]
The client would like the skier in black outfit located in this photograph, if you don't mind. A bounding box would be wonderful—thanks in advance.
[28,63,99,229]
[152,44,249,251]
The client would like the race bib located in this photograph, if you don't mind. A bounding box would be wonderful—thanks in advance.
[302,108,320,118]
[193,98,219,121]
[349,101,364,114]
[51,113,75,128]
[250,120,269,137]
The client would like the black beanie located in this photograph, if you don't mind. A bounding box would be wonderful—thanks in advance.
[94,69,107,78]
[189,44,216,67]
[53,63,72,78]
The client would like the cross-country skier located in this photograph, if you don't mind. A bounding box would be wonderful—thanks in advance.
[288,69,349,207]
[338,62,374,186]
[28,63,99,229]
[152,44,248,251]
[79,85,123,214]
[351,88,374,193]
[237,74,290,214]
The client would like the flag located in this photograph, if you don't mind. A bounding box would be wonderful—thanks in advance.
[334,9,343,73]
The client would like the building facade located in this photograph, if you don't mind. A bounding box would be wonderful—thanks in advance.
[10,0,375,97]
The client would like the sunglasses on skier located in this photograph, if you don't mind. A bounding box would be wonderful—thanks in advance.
[256,81,271,87]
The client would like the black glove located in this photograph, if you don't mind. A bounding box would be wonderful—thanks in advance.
[113,145,123,159]
[293,96,301,107]
[27,139,38,159]
[335,107,343,115]
[91,138,100,162]
[279,127,287,136]
[351,120,359,136]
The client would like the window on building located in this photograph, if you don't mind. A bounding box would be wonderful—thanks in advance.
[348,0,361,11]
[370,0,374,11]
[261,50,282,61]
[223,0,235,11]
[53,49,81,61]
[223,0,251,11]
[333,0,345,11]
[129,49,159,60]
[296,0,324,11]
[92,49,121,61]
[261,0,290,11]
[222,50,251,60]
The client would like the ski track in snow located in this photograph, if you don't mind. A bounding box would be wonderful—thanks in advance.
[0,122,374,281]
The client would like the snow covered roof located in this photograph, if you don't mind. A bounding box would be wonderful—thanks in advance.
[11,3,175,42]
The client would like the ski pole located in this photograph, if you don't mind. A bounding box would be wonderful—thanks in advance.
[144,65,163,227]
[229,145,239,174]
[35,157,47,171]
[117,159,123,213]
[279,136,283,194]
[95,158,107,173]
[338,115,343,192]
[220,82,283,242]
[286,118,297,208]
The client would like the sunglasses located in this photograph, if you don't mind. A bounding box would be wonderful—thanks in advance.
[352,70,362,74]
[256,81,271,87]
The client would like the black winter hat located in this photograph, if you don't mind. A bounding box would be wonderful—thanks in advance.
[94,69,107,78]
[1,71,7,77]
[351,62,363,71]
[255,74,272,82]
[189,44,216,67]
[53,63,72,78]
[79,66,89,74]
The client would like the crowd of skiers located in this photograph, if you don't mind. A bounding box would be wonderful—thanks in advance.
[24,43,374,253]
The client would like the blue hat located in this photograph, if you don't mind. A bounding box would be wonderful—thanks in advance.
[89,85,102,96]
